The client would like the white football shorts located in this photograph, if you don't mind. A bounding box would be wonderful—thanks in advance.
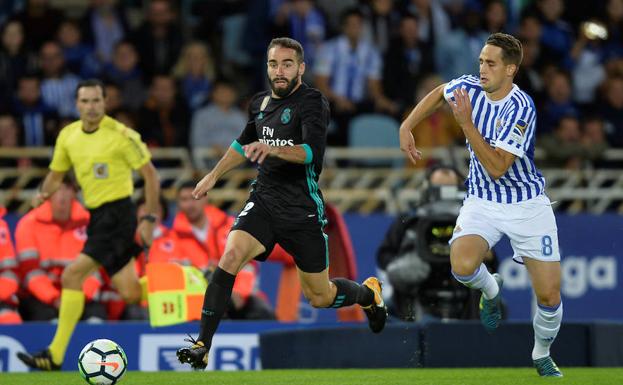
[449,194,560,263]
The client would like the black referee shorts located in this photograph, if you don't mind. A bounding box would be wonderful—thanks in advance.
[231,193,329,273]
[83,197,142,276]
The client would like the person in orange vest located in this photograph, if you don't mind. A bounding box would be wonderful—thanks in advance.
[0,205,21,324]
[15,176,107,321]
[173,181,274,319]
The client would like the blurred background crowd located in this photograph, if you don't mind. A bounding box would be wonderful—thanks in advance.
[0,0,621,170]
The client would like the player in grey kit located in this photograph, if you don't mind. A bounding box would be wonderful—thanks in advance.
[177,37,387,370]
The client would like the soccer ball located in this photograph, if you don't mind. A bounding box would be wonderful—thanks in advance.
[78,339,127,385]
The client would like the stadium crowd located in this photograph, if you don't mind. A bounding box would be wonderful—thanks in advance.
[1,0,622,323]
[0,0,622,166]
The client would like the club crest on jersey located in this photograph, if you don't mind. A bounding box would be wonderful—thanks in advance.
[280,108,292,124]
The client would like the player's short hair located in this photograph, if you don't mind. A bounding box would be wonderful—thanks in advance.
[267,37,305,63]
[485,33,523,67]
[75,79,106,99]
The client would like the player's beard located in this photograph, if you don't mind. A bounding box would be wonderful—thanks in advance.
[270,74,300,98]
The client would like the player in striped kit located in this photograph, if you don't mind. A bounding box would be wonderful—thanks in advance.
[399,33,563,377]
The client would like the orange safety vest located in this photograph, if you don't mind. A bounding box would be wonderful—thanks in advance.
[172,205,258,300]
[0,207,19,307]
[15,200,102,304]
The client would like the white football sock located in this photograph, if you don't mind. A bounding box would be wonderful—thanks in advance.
[532,301,563,360]
[452,263,499,299]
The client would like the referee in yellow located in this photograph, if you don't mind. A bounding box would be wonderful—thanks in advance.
[17,79,160,370]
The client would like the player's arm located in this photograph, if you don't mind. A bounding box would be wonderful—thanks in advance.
[192,143,248,199]
[448,87,515,179]
[136,161,160,246]
[399,83,447,164]
[33,170,66,207]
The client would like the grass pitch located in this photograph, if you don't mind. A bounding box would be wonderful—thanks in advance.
[3,368,622,385]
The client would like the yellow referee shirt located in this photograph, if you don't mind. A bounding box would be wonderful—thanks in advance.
[50,116,151,209]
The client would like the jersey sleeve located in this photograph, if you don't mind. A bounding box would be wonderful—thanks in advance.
[443,75,478,103]
[120,127,152,170]
[300,90,329,166]
[49,129,72,172]
[496,104,536,158]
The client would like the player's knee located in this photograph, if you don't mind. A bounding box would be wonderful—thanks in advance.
[536,290,561,308]
[60,265,86,289]
[119,284,142,304]
[451,257,479,277]
[220,248,247,272]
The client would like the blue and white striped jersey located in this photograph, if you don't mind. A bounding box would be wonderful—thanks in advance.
[444,74,545,203]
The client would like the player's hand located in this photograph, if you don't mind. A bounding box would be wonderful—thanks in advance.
[137,220,155,248]
[31,191,49,208]
[449,88,473,128]
[399,126,423,165]
[192,173,217,199]
[243,142,273,164]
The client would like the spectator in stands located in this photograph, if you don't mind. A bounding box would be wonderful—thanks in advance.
[38,41,80,118]
[172,181,275,319]
[540,70,578,135]
[515,38,545,105]
[137,74,189,147]
[11,75,59,146]
[403,74,462,168]
[540,115,607,169]
[436,5,488,81]
[130,0,183,80]
[0,20,37,105]
[599,75,623,147]
[314,8,397,145]
[12,0,64,50]
[582,116,610,168]
[0,114,19,148]
[383,13,434,117]
[272,0,327,83]
[0,205,21,324]
[604,0,623,61]
[57,19,100,78]
[100,40,146,110]
[569,21,607,107]
[403,0,451,70]
[15,176,107,322]
[536,0,574,66]
[360,0,401,55]
[171,41,216,112]
[103,82,123,114]
[80,0,128,65]
[190,80,247,165]
[484,0,507,34]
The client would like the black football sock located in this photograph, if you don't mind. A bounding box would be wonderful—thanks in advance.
[328,278,375,308]
[198,267,236,348]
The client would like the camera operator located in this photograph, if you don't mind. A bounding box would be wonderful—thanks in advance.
[377,165,500,321]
